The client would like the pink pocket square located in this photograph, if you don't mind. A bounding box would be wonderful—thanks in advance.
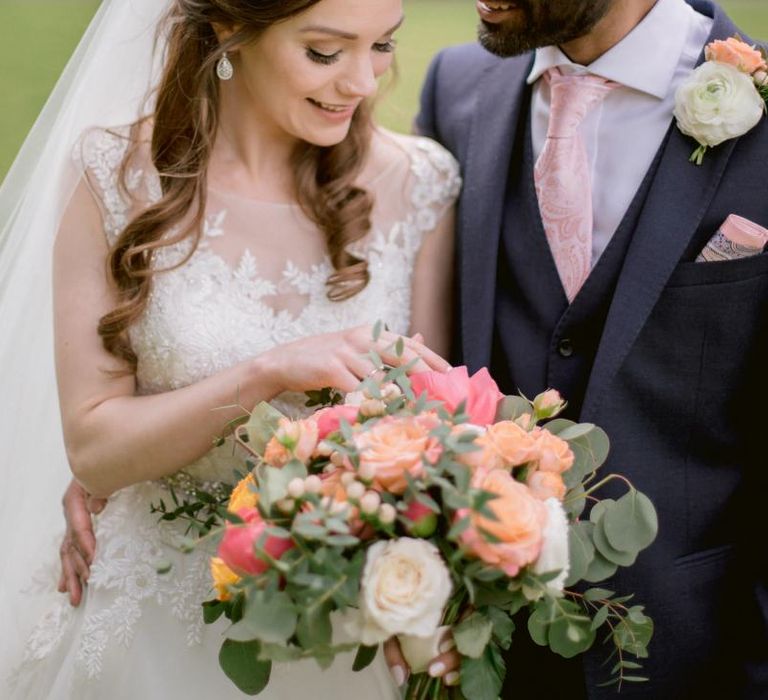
[696,214,768,262]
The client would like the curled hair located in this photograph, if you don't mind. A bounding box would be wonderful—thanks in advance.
[99,0,374,368]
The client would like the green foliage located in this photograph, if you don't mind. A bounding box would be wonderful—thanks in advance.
[352,645,378,672]
[460,643,506,700]
[453,612,494,659]
[218,640,271,696]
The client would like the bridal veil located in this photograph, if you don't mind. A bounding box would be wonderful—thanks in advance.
[0,0,171,672]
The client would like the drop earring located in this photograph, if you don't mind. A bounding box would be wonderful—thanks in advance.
[216,52,234,81]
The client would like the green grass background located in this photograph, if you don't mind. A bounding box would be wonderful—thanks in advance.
[2,0,767,179]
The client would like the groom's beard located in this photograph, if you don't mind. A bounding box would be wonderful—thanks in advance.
[478,0,615,58]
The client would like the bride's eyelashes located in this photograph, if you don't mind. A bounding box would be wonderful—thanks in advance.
[305,40,397,66]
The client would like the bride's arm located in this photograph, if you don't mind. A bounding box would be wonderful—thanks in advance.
[409,206,455,359]
[54,182,450,498]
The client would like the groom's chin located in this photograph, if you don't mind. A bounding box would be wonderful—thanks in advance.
[478,23,535,58]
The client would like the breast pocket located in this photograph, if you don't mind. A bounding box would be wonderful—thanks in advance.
[666,250,768,287]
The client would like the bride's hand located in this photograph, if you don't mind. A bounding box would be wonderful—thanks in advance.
[383,633,461,689]
[57,480,107,607]
[259,324,451,395]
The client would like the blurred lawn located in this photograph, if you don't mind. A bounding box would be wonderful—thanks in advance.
[2,0,768,179]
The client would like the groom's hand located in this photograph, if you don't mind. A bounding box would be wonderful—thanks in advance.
[383,633,461,689]
[57,479,106,606]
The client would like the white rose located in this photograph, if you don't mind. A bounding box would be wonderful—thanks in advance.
[533,498,570,596]
[674,61,764,148]
[358,538,452,645]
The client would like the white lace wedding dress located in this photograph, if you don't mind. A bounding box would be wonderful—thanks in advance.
[5,126,460,699]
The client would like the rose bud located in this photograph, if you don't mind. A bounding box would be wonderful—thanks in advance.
[378,503,397,525]
[287,478,305,499]
[304,475,323,494]
[346,481,366,501]
[403,500,438,538]
[532,389,566,420]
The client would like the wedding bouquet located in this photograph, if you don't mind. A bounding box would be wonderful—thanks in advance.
[162,331,657,698]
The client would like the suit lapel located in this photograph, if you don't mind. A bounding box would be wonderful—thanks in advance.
[460,56,531,371]
[581,0,739,419]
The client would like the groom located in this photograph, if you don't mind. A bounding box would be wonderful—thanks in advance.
[413,0,768,696]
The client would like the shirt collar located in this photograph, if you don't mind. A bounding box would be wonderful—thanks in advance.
[526,0,697,99]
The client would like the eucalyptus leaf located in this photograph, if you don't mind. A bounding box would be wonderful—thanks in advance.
[582,550,618,583]
[353,644,378,672]
[602,489,658,553]
[460,643,506,700]
[495,396,531,422]
[527,604,551,647]
[296,602,332,649]
[227,591,297,645]
[454,612,495,659]
[565,522,595,586]
[548,615,595,658]
[556,423,596,441]
[487,606,515,650]
[613,616,653,657]
[590,605,610,631]
[244,402,285,455]
[593,520,638,567]
[219,640,271,695]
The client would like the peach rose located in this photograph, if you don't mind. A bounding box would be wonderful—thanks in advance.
[210,557,240,601]
[532,429,574,475]
[410,366,504,426]
[459,421,539,471]
[354,416,441,494]
[217,507,294,576]
[706,37,767,75]
[264,417,319,467]
[228,473,259,513]
[527,470,567,501]
[459,468,547,576]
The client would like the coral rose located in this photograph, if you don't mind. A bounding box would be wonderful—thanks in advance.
[532,429,574,475]
[217,507,294,576]
[477,421,540,470]
[354,416,441,494]
[210,557,240,601]
[460,469,547,576]
[315,405,360,440]
[527,470,567,501]
[706,37,767,74]
[410,366,503,426]
[228,473,259,513]
[263,417,318,467]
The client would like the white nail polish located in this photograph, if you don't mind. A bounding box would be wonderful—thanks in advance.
[444,671,460,686]
[428,661,446,678]
[392,665,406,687]
[438,638,455,655]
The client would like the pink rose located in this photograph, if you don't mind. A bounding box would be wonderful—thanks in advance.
[410,366,503,426]
[459,469,547,576]
[217,507,294,576]
[315,405,360,440]
[706,37,767,75]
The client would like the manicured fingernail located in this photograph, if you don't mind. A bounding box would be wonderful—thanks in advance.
[429,661,446,678]
[439,638,456,654]
[444,671,460,686]
[391,665,406,687]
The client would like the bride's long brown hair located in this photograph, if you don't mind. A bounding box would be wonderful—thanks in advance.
[99,0,375,369]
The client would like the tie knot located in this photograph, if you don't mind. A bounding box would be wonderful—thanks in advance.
[545,68,616,138]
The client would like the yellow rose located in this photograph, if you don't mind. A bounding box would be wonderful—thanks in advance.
[228,473,259,513]
[210,557,240,601]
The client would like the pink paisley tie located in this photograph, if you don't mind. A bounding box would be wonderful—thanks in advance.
[534,69,617,302]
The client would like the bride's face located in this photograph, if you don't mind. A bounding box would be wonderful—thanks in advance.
[234,0,402,147]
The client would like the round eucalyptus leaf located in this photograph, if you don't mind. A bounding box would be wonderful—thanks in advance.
[593,519,638,567]
[603,490,658,553]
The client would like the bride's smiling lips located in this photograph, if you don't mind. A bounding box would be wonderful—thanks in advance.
[476,1,523,24]
[307,97,359,122]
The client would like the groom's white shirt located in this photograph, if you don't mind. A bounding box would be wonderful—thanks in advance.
[527,0,713,263]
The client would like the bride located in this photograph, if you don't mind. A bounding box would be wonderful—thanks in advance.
[0,0,460,696]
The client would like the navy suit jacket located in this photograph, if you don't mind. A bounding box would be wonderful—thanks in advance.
[417,1,768,697]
